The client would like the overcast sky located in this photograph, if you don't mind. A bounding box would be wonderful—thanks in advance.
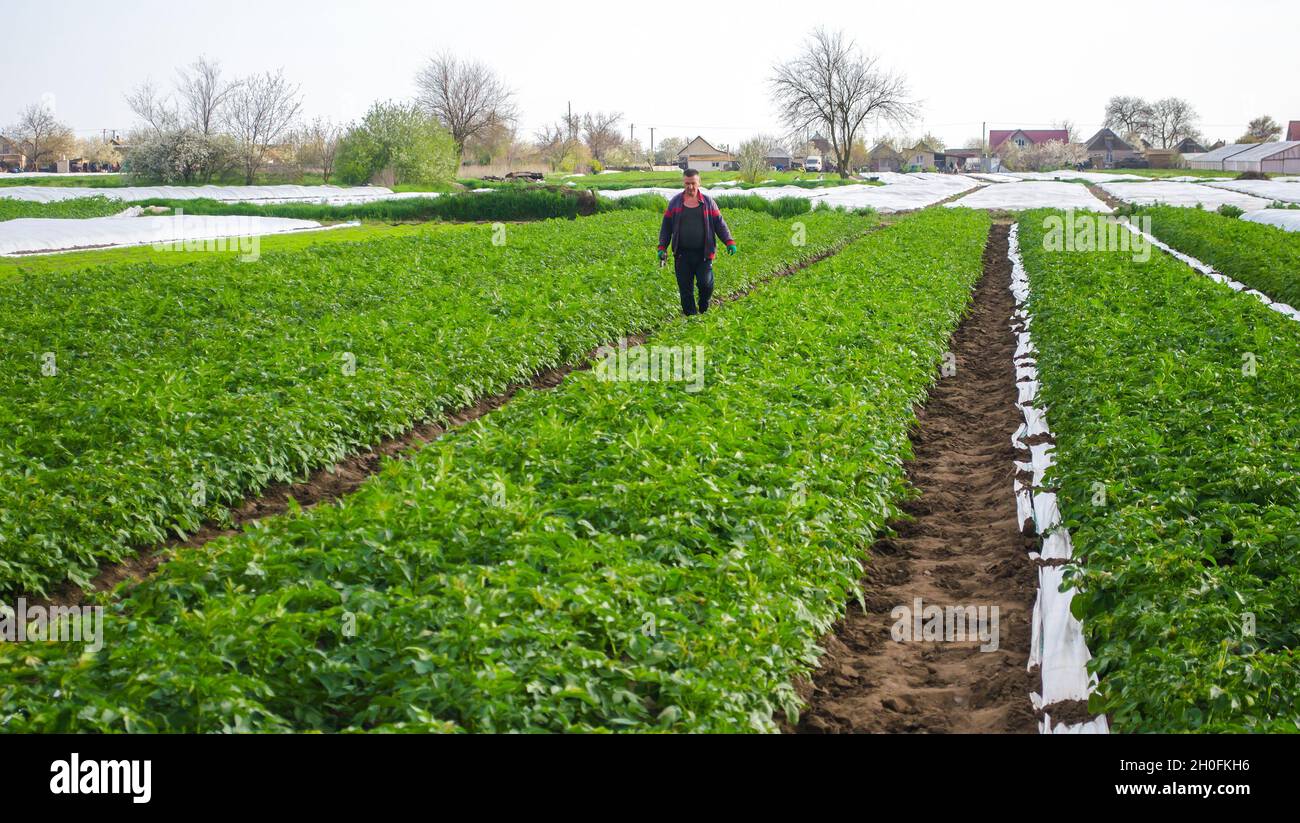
[5,0,1297,149]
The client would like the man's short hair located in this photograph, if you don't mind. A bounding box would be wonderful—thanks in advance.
[683,168,700,178]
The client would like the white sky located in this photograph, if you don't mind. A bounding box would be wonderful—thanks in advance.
[4,0,1297,150]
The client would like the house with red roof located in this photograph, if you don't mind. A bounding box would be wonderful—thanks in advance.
[989,128,1070,155]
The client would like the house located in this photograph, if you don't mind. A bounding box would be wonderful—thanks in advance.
[1288,121,1300,141]
[765,146,792,171]
[866,142,903,172]
[676,135,734,171]
[941,148,980,171]
[1083,128,1139,169]
[0,134,27,171]
[1174,137,1207,155]
[903,142,938,171]
[989,128,1070,154]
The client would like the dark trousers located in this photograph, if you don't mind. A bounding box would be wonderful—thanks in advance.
[673,250,714,316]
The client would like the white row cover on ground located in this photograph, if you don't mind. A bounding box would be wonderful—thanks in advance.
[1242,209,1300,232]
[0,214,327,255]
[1098,181,1273,211]
[1203,178,1300,204]
[599,173,982,213]
[945,181,1113,212]
[1007,223,1108,735]
[0,184,435,205]
[1009,170,1148,183]
[965,173,1022,183]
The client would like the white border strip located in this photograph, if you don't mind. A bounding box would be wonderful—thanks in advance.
[1007,223,1109,735]
[1124,222,1300,323]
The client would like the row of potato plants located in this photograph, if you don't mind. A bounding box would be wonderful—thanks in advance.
[0,208,992,732]
[0,196,125,221]
[1139,205,1300,308]
[1019,210,1300,731]
[0,209,868,596]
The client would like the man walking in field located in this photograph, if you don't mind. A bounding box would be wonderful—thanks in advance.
[657,169,737,316]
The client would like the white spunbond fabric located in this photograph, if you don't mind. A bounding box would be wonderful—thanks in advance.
[946,181,1113,212]
[1098,181,1272,211]
[0,214,325,255]
[599,173,982,213]
[1006,223,1106,733]
[966,173,1021,183]
[1009,170,1148,183]
[1123,221,1300,322]
[1242,209,1300,233]
[0,184,433,205]
[1203,179,1300,204]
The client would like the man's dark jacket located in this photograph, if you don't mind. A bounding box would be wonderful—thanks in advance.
[657,191,736,259]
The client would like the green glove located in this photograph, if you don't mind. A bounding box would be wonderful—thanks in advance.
[726,244,737,256]
[658,249,667,262]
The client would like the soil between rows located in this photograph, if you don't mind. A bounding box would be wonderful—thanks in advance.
[793,223,1040,734]
[32,228,872,610]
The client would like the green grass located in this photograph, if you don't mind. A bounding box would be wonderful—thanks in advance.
[1019,210,1300,732]
[1090,168,1239,180]
[1140,205,1300,307]
[0,207,989,732]
[0,209,870,597]
[0,196,126,221]
[0,174,129,188]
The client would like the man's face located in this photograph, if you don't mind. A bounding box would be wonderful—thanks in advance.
[683,174,700,196]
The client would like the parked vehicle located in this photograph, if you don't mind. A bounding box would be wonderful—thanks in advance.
[804,155,822,172]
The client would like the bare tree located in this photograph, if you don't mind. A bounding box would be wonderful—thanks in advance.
[125,78,179,137]
[581,111,622,164]
[295,117,343,182]
[6,103,74,170]
[535,122,573,171]
[1239,115,1282,144]
[1145,97,1199,149]
[227,69,303,184]
[415,52,517,153]
[1053,120,1081,144]
[177,56,239,136]
[770,28,916,179]
[1103,96,1153,142]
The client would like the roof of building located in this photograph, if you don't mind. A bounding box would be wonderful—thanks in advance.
[989,129,1070,150]
[1195,142,1261,162]
[1083,128,1135,152]
[677,135,727,157]
[1222,140,1300,162]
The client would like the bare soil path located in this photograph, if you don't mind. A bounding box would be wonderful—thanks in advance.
[795,223,1040,733]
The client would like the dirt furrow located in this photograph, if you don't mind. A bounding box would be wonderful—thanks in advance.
[795,223,1039,734]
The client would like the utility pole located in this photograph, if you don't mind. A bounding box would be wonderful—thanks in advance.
[650,127,655,165]
[982,121,987,172]
[630,123,634,143]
